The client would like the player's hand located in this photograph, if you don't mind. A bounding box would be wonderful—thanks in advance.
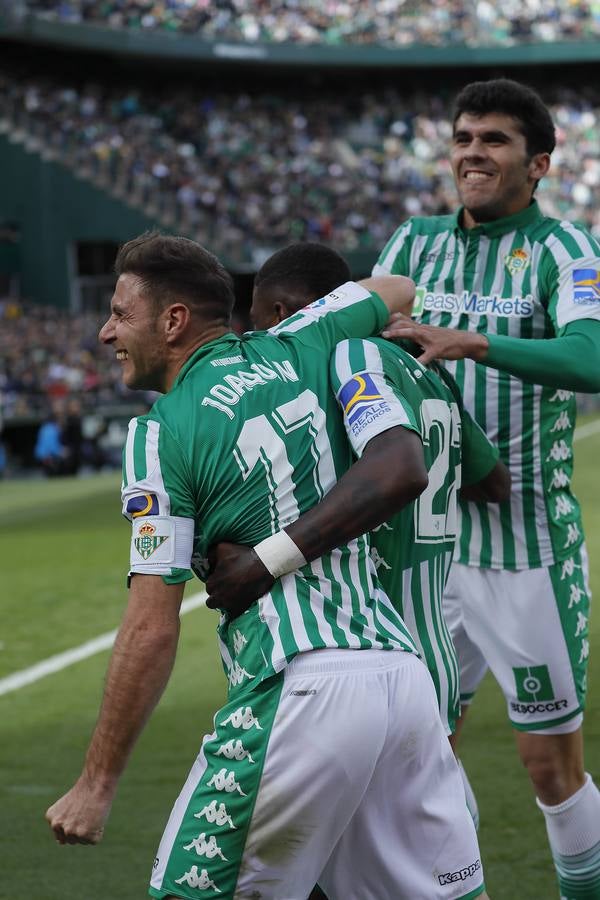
[381,314,489,364]
[46,775,114,845]
[205,541,275,617]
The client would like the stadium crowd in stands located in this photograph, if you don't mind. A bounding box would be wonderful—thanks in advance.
[0,298,135,422]
[28,0,600,47]
[0,296,248,431]
[1,71,600,264]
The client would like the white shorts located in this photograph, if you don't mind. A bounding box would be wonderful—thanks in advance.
[150,649,485,900]
[443,546,591,733]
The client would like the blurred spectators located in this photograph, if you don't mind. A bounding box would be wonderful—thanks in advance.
[2,71,600,263]
[0,294,249,433]
[27,0,600,48]
[0,298,153,424]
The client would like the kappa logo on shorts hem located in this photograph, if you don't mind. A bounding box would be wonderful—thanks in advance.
[438,858,481,885]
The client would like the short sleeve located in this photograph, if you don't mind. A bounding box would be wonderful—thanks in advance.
[541,225,600,330]
[330,338,420,458]
[270,281,389,353]
[121,416,195,582]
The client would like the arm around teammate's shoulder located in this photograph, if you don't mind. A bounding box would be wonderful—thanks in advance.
[358,275,416,318]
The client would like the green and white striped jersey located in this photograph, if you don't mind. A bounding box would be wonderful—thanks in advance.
[375,202,600,570]
[330,337,499,729]
[121,282,417,695]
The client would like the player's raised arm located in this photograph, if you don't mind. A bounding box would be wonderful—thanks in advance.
[358,275,416,318]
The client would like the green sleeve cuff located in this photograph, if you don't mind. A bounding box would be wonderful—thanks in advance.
[483,320,600,392]
[162,568,195,585]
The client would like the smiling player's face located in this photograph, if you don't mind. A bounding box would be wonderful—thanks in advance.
[99,274,169,392]
[451,112,550,228]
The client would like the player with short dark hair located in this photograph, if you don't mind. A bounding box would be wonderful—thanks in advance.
[45,234,489,900]
[251,241,352,330]
[379,77,600,898]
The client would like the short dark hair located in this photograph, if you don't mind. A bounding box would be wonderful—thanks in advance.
[453,79,556,157]
[115,231,235,324]
[254,242,351,303]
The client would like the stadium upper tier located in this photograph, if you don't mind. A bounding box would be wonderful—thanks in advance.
[23,0,600,48]
[1,71,599,266]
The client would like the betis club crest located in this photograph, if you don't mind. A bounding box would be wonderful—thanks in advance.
[504,248,530,276]
[134,521,168,560]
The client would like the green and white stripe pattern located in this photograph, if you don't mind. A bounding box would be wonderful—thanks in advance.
[121,283,418,693]
[330,337,499,732]
[375,202,600,570]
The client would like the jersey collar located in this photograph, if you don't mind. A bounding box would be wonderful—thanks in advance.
[172,332,241,388]
[453,200,543,238]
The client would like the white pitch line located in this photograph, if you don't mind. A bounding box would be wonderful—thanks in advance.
[3,415,600,699]
[574,417,600,442]
[0,589,207,698]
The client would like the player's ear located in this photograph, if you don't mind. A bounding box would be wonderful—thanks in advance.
[274,300,290,324]
[163,303,191,343]
[529,152,551,183]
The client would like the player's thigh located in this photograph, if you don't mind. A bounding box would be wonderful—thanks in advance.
[150,649,393,900]
[320,654,486,900]
[456,549,590,732]
[442,563,488,705]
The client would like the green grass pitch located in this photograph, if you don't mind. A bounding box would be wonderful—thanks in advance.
[1,427,599,900]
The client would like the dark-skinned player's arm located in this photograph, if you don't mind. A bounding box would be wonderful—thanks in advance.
[205,425,427,615]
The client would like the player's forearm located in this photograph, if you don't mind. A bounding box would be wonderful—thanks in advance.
[285,427,427,563]
[482,320,600,392]
[358,275,416,317]
[82,580,182,788]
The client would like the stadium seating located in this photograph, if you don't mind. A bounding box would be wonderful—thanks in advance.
[27,0,600,47]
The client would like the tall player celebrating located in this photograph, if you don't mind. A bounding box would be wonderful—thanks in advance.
[378,79,600,899]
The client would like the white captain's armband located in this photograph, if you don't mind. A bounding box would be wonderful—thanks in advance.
[129,515,194,575]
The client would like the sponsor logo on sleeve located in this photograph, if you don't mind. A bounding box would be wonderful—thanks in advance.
[126,493,159,517]
[339,374,384,423]
[572,268,600,304]
[339,373,394,439]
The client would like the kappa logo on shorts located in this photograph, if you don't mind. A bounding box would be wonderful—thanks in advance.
[184,832,228,861]
[289,689,317,696]
[216,738,255,763]
[194,800,236,829]
[221,705,262,730]
[513,665,554,702]
[207,768,247,796]
[175,865,222,892]
[438,858,481,885]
